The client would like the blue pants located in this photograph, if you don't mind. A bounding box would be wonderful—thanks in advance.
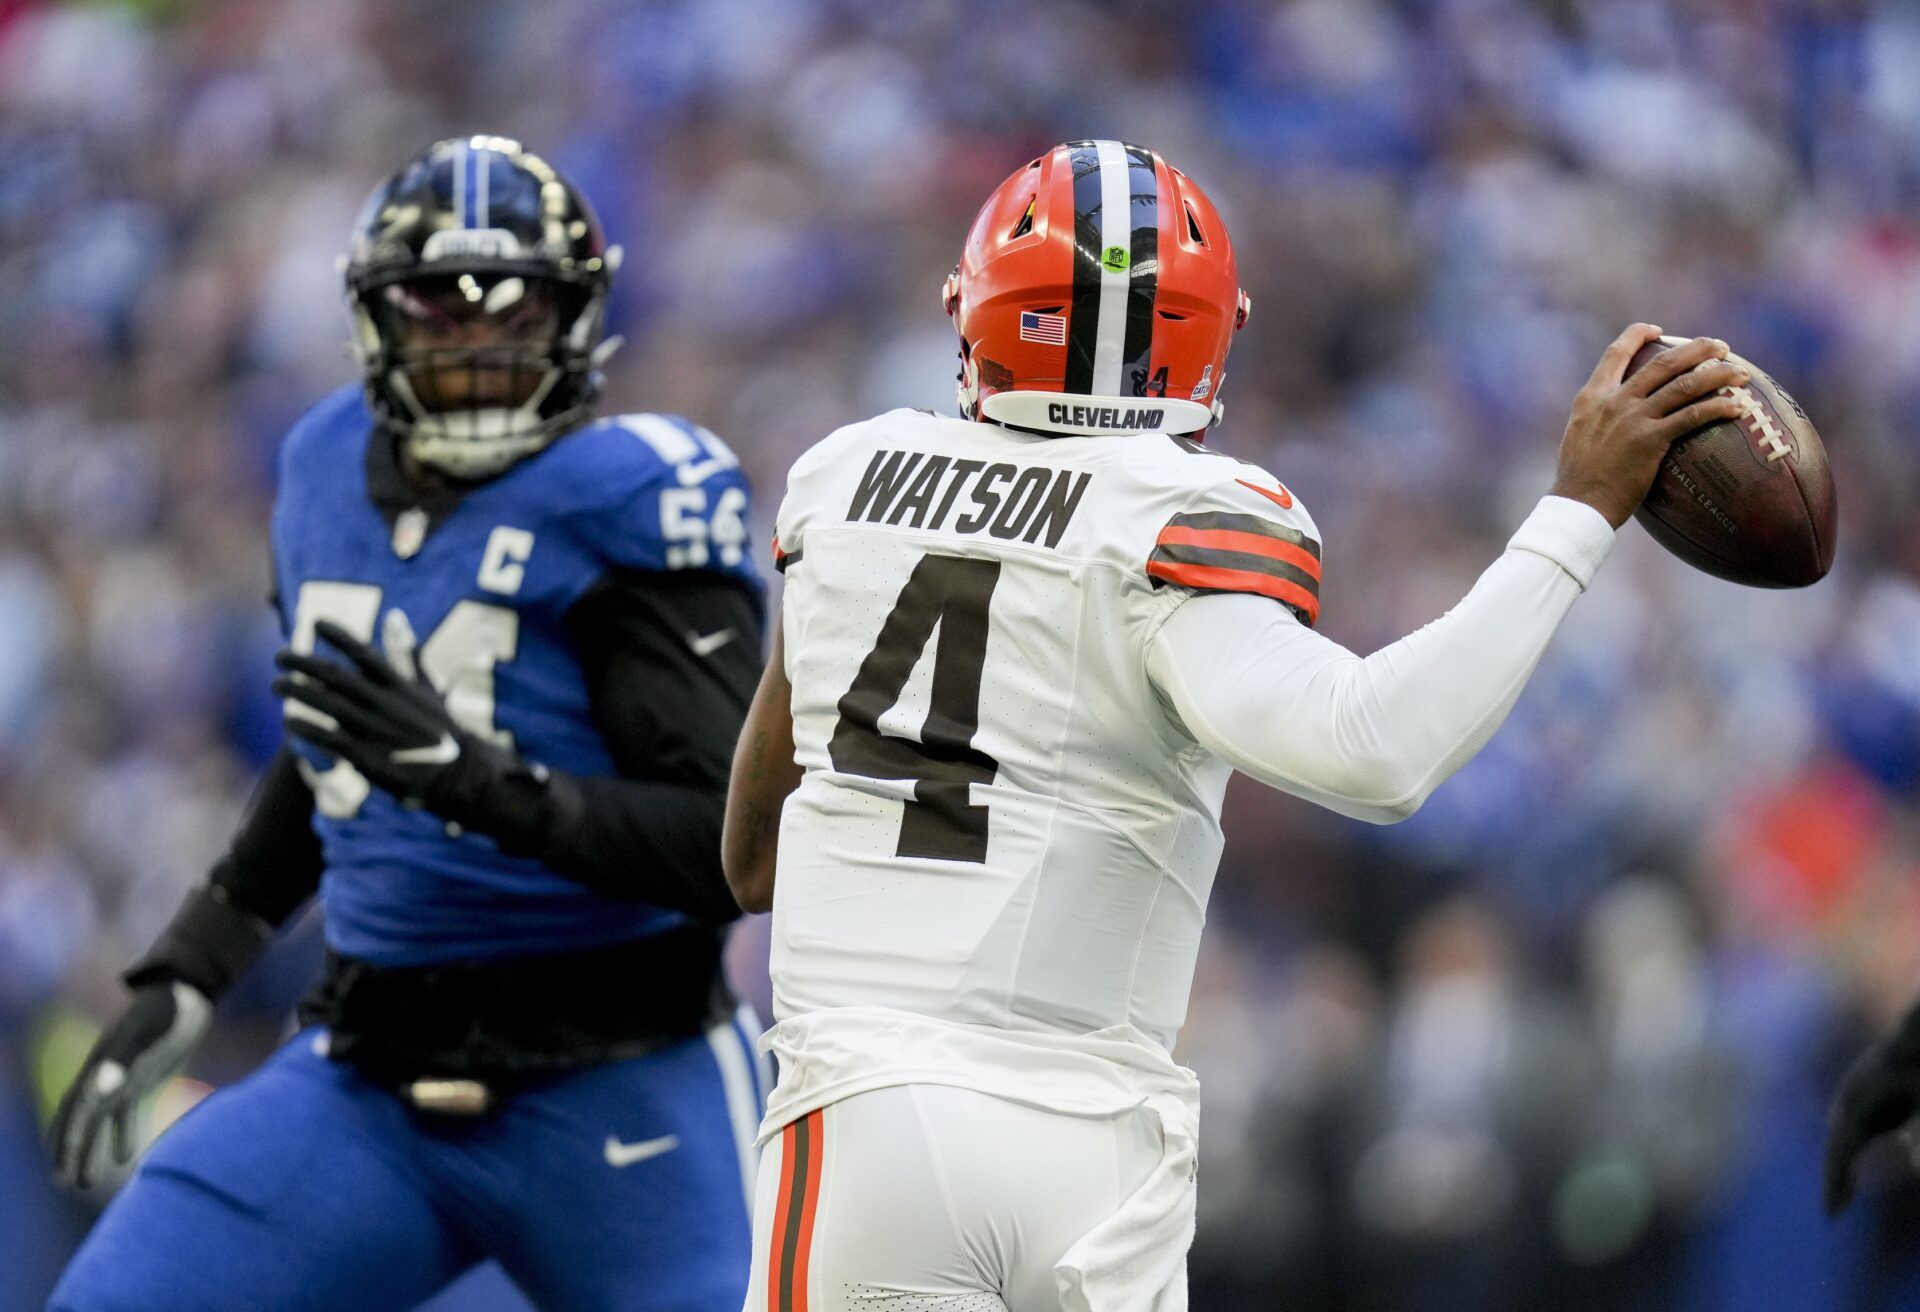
[50,1010,767,1312]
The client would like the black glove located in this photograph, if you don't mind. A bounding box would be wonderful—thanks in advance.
[50,980,213,1190]
[274,619,535,827]
[1824,1007,1920,1214]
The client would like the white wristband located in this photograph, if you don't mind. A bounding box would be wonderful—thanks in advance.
[1506,496,1617,590]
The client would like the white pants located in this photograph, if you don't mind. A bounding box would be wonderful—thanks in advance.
[745,1083,1183,1312]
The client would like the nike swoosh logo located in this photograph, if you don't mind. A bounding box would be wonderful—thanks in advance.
[1235,477,1294,510]
[391,733,460,766]
[687,629,736,657]
[604,1134,680,1167]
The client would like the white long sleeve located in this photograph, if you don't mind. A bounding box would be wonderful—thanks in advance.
[1145,495,1616,824]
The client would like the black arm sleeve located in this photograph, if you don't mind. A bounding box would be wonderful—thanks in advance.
[209,745,325,925]
[126,746,324,996]
[458,569,763,922]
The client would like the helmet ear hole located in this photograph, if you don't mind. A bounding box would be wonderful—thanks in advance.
[1009,199,1035,240]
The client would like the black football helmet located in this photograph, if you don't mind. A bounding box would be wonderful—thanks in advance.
[343,136,621,478]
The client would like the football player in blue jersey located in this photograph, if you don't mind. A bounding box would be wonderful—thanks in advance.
[46,137,768,1312]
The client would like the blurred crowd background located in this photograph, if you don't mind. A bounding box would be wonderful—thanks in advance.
[2,0,1918,1307]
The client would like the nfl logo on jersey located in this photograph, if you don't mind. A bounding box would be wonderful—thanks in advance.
[391,506,429,559]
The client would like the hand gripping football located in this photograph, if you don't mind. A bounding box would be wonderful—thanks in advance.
[1626,337,1836,587]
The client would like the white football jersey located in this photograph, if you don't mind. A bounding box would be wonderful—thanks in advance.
[762,407,1323,1129]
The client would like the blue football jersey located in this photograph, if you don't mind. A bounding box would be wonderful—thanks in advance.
[271,386,760,965]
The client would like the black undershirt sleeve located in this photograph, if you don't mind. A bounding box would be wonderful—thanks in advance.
[209,745,325,925]
[466,569,763,922]
[127,745,324,997]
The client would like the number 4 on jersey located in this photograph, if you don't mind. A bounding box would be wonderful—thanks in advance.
[829,555,1001,862]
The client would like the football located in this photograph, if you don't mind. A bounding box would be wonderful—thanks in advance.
[1626,337,1836,588]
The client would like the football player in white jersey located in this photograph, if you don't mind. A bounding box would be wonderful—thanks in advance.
[722,140,1748,1312]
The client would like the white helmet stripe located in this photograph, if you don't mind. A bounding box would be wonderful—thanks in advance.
[452,137,467,229]
[1091,139,1132,397]
[476,142,490,228]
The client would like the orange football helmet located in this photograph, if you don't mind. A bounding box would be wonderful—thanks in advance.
[944,140,1250,437]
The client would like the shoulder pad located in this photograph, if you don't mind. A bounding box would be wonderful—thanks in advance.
[553,412,743,495]
[279,385,371,471]
[784,412,927,493]
[1147,470,1322,626]
[772,415,909,569]
[549,413,756,581]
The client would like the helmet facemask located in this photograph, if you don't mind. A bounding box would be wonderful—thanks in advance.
[350,269,612,479]
[342,137,622,477]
